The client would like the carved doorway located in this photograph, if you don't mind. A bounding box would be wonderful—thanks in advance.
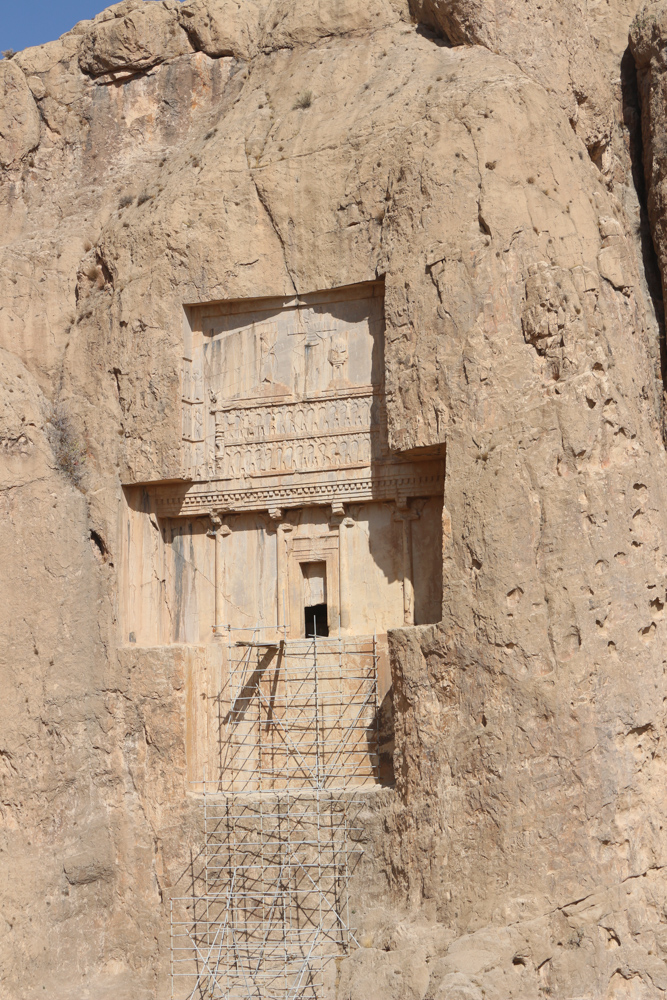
[302,561,329,637]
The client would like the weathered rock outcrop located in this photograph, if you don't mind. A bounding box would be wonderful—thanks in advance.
[177,0,265,59]
[79,0,191,78]
[3,0,667,997]
[0,60,40,167]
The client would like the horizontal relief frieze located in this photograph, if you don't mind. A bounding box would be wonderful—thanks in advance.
[211,391,387,479]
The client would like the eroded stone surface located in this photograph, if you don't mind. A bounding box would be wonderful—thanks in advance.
[631,2,667,349]
[178,0,265,58]
[408,0,614,156]
[79,0,192,77]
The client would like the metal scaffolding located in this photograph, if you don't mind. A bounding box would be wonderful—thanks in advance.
[171,630,379,999]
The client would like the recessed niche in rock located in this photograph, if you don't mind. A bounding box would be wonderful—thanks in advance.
[121,282,444,646]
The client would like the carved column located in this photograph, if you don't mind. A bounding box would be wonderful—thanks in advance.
[331,501,351,633]
[402,511,414,626]
[394,502,420,626]
[208,513,232,634]
[270,508,293,631]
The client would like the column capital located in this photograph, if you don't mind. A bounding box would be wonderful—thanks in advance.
[393,498,424,522]
[207,511,233,536]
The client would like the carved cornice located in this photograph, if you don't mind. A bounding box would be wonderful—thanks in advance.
[151,461,444,518]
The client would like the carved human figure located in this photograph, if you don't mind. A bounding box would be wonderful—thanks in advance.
[193,367,203,402]
[214,416,225,467]
[259,325,277,385]
[192,404,203,442]
[195,442,205,477]
[328,332,348,384]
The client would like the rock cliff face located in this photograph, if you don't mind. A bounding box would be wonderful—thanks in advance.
[5,0,667,997]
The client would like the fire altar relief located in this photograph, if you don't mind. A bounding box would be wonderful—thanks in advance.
[121,282,444,645]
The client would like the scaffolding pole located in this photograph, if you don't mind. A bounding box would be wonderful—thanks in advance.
[171,630,379,1000]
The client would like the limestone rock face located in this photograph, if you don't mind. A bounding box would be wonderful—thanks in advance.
[3,0,667,998]
[259,0,403,46]
[408,0,614,157]
[0,59,40,167]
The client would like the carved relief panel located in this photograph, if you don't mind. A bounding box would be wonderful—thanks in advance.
[169,282,444,517]
[196,284,383,483]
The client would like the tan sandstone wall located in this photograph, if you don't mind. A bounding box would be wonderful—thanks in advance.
[4,0,667,998]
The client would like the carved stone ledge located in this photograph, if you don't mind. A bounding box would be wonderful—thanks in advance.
[150,463,444,518]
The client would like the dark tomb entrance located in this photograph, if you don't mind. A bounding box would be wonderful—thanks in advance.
[305,604,329,637]
[301,562,329,637]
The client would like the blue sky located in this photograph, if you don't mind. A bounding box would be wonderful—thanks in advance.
[1,0,181,54]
